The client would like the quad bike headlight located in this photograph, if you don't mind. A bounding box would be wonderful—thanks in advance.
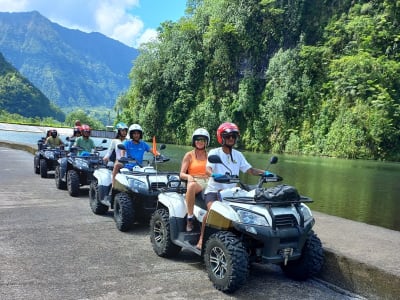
[235,208,269,227]
[128,178,147,192]
[300,204,313,222]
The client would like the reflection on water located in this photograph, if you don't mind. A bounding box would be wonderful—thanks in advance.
[2,130,399,232]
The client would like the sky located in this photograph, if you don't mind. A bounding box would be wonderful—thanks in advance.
[0,0,187,48]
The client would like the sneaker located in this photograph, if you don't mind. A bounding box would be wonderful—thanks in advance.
[186,217,194,232]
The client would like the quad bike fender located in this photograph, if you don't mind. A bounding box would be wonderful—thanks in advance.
[157,192,186,218]
[94,168,112,187]
[193,205,207,223]
[206,201,241,230]
[59,157,68,180]
[115,173,129,189]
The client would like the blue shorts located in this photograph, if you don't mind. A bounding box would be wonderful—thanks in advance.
[204,192,221,206]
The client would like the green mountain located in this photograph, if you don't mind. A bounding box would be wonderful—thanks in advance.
[0,11,138,109]
[0,52,64,120]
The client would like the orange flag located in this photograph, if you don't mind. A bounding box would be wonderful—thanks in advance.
[152,136,157,155]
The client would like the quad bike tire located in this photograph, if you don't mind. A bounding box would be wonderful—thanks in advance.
[150,208,182,257]
[54,165,67,190]
[89,180,108,215]
[40,159,48,178]
[280,231,324,280]
[114,192,135,232]
[204,231,249,293]
[67,169,80,197]
[34,156,40,174]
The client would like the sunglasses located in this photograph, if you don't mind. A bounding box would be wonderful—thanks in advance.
[195,138,207,142]
[222,133,237,140]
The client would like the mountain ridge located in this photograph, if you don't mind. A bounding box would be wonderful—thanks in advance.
[0,11,139,109]
[0,52,64,120]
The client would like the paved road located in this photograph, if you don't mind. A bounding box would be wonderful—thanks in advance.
[0,147,362,300]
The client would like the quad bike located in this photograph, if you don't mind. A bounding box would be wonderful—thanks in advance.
[90,143,180,232]
[150,155,324,293]
[54,139,107,196]
[33,138,68,178]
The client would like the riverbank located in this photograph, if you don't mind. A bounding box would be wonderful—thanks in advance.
[0,141,399,299]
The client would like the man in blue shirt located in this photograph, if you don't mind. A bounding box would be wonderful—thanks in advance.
[121,124,154,165]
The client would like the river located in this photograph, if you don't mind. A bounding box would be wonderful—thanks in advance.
[1,126,399,232]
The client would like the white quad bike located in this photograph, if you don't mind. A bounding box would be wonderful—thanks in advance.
[150,155,324,293]
[89,144,180,232]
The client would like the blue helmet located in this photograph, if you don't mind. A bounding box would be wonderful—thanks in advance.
[115,122,128,132]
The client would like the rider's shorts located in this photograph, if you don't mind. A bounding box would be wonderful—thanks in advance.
[193,177,208,189]
[204,192,221,206]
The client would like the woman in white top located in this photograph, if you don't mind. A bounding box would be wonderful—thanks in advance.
[103,122,128,186]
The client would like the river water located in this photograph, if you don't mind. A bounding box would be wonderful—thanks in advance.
[1,128,399,232]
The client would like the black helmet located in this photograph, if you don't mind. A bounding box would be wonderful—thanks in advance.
[50,129,57,138]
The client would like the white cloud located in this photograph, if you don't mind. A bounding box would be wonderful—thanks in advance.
[0,0,29,11]
[0,0,158,47]
[94,1,143,47]
[135,29,158,48]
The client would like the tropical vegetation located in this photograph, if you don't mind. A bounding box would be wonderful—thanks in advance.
[119,0,400,161]
[0,53,65,121]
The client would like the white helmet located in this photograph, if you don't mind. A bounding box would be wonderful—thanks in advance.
[192,128,210,147]
[129,124,143,139]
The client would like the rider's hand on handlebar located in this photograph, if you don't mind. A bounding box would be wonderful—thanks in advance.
[264,171,274,177]
[212,173,224,179]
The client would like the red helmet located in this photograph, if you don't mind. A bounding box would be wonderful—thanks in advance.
[216,122,240,145]
[80,124,91,134]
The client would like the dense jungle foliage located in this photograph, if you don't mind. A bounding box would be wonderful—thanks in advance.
[0,53,65,121]
[118,0,400,161]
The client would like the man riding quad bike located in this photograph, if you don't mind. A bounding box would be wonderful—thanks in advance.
[149,123,324,293]
[33,129,67,178]
[89,124,180,231]
[54,127,107,197]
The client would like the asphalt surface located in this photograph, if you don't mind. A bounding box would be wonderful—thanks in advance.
[0,146,366,300]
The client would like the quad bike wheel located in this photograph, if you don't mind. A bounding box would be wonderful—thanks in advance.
[67,169,80,197]
[150,208,181,257]
[204,231,249,293]
[280,231,324,280]
[114,192,135,232]
[40,159,48,178]
[34,156,40,174]
[54,165,67,190]
[89,180,108,215]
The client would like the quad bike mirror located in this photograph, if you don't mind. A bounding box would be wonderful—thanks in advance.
[270,156,278,164]
[208,155,223,164]
[117,143,126,150]
[160,144,166,150]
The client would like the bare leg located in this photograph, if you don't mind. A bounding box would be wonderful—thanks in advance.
[112,162,122,187]
[185,181,202,216]
[186,181,203,231]
[196,201,213,249]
